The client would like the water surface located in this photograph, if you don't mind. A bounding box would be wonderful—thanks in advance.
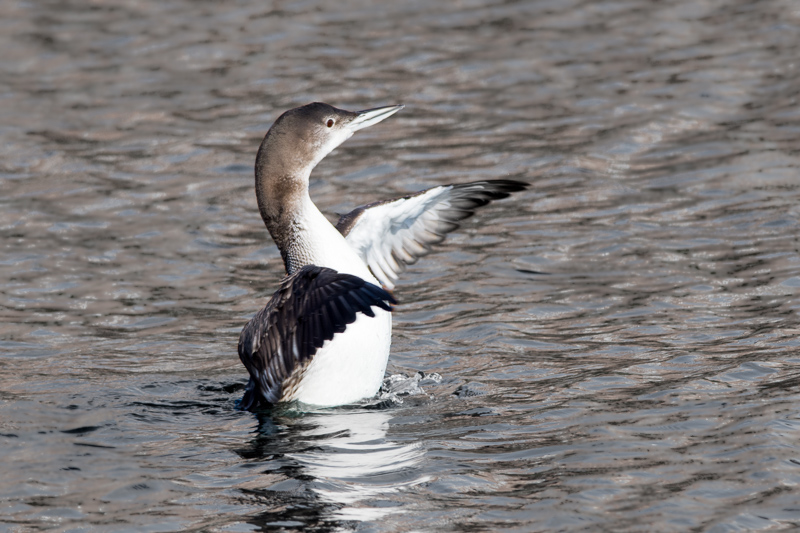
[2,0,800,530]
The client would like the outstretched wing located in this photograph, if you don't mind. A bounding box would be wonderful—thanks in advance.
[336,179,528,289]
[238,265,396,410]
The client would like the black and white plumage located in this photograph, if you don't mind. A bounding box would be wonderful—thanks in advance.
[238,265,396,410]
[337,180,529,289]
[237,102,528,409]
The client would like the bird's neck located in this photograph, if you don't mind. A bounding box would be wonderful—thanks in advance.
[254,167,338,275]
[254,170,305,269]
[255,141,377,279]
[255,174,377,282]
[253,131,315,265]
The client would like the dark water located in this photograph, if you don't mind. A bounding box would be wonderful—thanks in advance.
[2,0,800,530]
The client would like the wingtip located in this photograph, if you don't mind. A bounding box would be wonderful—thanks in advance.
[488,179,530,193]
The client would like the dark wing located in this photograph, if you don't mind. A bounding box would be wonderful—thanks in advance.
[237,265,396,410]
[336,179,528,289]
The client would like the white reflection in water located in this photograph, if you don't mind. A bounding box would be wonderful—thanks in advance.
[287,409,427,522]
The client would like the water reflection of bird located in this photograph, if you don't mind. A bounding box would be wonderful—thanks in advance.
[237,408,426,528]
[238,102,527,409]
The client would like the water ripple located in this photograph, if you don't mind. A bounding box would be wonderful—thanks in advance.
[2,0,800,530]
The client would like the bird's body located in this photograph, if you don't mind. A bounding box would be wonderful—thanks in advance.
[238,102,527,409]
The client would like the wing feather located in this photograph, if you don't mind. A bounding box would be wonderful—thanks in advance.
[337,179,528,289]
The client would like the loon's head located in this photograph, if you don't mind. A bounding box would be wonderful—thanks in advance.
[256,102,404,184]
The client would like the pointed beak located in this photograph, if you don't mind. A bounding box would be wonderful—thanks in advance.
[347,104,404,132]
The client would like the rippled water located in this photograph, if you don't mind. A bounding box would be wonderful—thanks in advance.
[3,0,800,530]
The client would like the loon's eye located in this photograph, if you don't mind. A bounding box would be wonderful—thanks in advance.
[326,118,335,128]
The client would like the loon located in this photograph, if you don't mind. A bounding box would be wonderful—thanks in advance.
[237,102,527,410]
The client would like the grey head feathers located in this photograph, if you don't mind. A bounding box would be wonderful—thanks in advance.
[255,103,358,186]
[254,103,357,245]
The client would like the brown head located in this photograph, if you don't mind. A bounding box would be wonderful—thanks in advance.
[253,102,404,243]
